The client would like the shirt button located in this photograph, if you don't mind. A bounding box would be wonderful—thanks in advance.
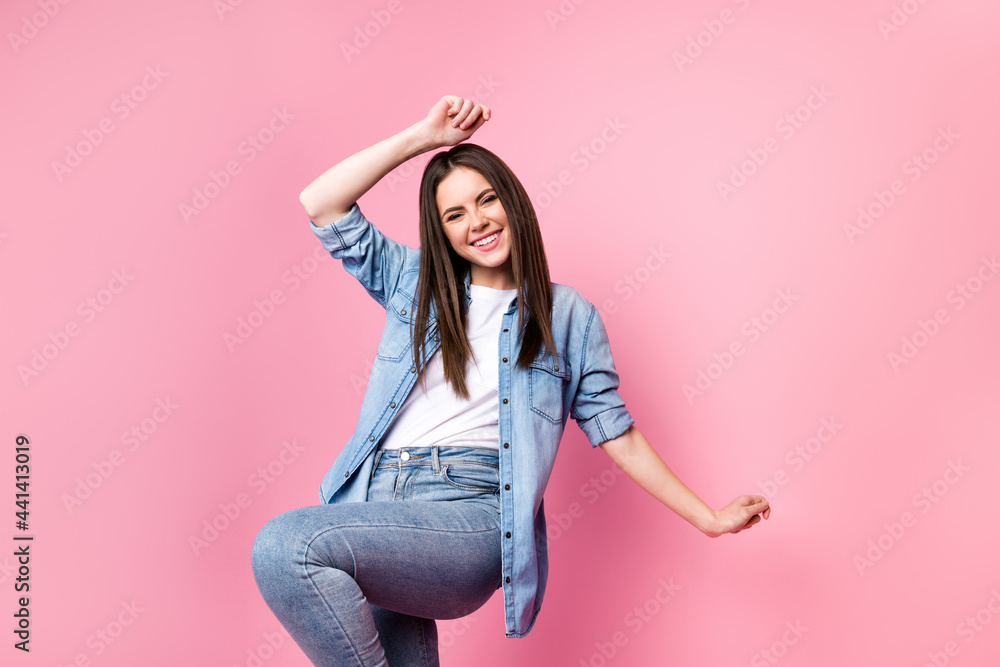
[554,365,559,371]
[434,335,439,341]
[401,309,406,315]
[411,367,416,373]
[502,398,508,404]
[503,443,509,448]
[344,472,349,477]
[401,451,410,461]
[505,532,511,538]
[503,328,509,332]
[505,576,511,583]
[369,436,375,442]
[502,357,508,363]
[390,402,396,408]
[504,484,510,490]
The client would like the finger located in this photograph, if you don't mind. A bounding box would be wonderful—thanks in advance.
[464,116,487,133]
[452,99,474,126]
[459,106,484,130]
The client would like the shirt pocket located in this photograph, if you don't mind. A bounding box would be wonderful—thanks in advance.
[528,351,571,424]
[376,289,416,362]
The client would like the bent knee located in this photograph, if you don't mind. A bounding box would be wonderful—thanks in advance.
[251,511,307,576]
[250,507,358,578]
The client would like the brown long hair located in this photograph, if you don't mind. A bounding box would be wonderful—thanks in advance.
[411,143,555,400]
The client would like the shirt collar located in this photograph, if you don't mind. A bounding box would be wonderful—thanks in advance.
[464,267,522,314]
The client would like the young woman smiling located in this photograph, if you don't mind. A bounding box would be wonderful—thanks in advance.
[251,94,771,667]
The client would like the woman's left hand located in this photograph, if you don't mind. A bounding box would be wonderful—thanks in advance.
[704,495,770,537]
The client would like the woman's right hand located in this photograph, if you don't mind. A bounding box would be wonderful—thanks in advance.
[421,95,492,149]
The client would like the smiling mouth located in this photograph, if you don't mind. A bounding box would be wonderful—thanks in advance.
[472,230,501,247]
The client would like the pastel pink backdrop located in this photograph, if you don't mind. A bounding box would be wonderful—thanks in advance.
[3,0,999,665]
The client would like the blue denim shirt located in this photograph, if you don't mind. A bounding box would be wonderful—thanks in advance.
[308,203,634,638]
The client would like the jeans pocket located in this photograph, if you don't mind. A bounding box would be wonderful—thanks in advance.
[441,462,500,493]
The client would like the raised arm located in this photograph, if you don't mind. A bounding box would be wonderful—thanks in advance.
[299,96,493,228]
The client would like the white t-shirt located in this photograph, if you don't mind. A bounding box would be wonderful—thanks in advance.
[378,283,518,451]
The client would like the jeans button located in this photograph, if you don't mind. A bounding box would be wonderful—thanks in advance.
[400,451,410,461]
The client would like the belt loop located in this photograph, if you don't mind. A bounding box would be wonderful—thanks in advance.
[431,446,440,473]
[372,446,384,474]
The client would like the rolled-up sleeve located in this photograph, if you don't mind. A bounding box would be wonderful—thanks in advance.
[309,202,415,309]
[570,305,635,447]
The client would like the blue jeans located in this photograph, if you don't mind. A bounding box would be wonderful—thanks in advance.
[251,445,503,666]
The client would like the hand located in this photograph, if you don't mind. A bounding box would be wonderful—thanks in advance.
[420,95,492,149]
[704,495,770,537]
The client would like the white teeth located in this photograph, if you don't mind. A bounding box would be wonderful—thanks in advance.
[473,231,499,247]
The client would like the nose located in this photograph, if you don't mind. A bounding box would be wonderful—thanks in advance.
[469,207,489,230]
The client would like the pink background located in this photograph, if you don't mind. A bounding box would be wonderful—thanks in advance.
[3,0,999,665]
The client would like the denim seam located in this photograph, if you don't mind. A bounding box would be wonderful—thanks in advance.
[440,465,501,493]
[299,545,369,666]
[299,521,497,662]
[305,523,499,550]
[418,614,431,667]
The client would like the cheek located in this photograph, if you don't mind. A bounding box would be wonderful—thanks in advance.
[445,231,463,250]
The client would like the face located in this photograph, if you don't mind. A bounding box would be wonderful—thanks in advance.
[436,166,515,290]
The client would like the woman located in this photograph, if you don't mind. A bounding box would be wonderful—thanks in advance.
[251,95,771,667]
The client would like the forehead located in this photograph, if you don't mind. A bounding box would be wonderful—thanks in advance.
[436,167,492,206]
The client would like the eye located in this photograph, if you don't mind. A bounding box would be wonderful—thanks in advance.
[482,194,497,205]
[445,212,462,222]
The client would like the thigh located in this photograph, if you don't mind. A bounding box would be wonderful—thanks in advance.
[263,498,501,620]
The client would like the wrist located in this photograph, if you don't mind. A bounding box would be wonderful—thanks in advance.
[696,508,722,538]
[400,121,441,158]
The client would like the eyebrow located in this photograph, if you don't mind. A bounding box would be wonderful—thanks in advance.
[440,188,495,217]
